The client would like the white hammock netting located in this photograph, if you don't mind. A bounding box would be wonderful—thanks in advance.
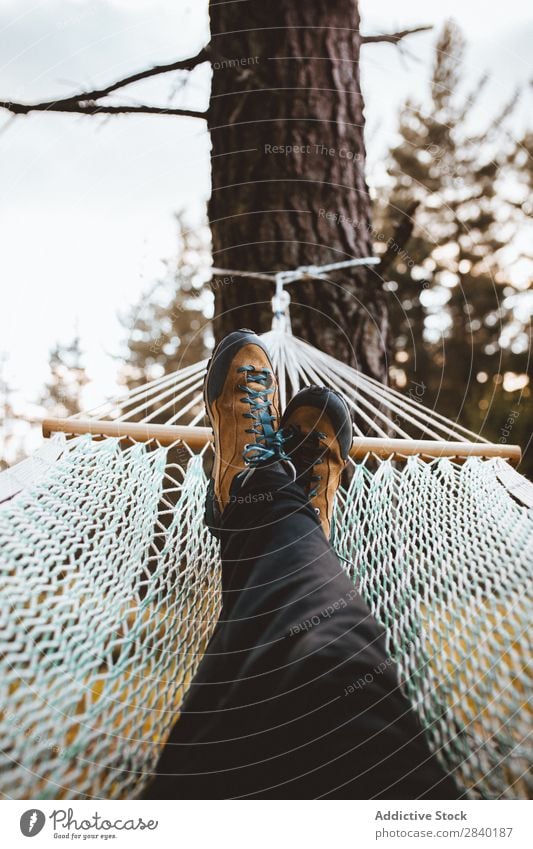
[0,328,532,800]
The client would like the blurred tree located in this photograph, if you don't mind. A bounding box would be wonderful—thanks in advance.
[0,355,22,470]
[120,212,211,393]
[373,21,532,473]
[40,336,89,418]
[510,128,533,196]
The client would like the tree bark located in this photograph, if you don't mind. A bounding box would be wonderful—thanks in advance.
[208,0,388,380]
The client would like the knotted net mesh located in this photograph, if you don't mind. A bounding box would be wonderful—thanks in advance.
[334,455,532,799]
[0,436,220,799]
[0,430,531,798]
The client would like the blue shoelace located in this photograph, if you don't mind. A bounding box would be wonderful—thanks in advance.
[237,365,289,466]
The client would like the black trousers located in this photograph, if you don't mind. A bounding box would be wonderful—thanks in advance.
[145,465,458,799]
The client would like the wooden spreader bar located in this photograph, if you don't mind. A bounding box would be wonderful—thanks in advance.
[42,418,212,450]
[42,417,522,465]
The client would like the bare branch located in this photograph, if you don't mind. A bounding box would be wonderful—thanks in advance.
[361,25,432,46]
[64,46,212,101]
[0,100,207,118]
[0,27,432,121]
[0,45,211,119]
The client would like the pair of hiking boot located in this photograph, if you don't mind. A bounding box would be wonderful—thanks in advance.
[204,329,352,539]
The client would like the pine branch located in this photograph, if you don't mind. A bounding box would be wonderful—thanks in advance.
[361,26,432,46]
[379,201,420,275]
[0,45,211,119]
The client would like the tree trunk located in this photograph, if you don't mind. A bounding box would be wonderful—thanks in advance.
[207,0,388,380]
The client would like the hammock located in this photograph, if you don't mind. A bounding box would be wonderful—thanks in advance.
[1,285,532,800]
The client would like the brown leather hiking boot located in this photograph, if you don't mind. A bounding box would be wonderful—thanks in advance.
[204,329,288,535]
[280,385,352,539]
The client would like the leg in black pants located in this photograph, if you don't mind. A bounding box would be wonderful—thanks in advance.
[145,463,458,799]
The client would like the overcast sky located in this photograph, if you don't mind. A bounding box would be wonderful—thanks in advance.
[0,0,531,403]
